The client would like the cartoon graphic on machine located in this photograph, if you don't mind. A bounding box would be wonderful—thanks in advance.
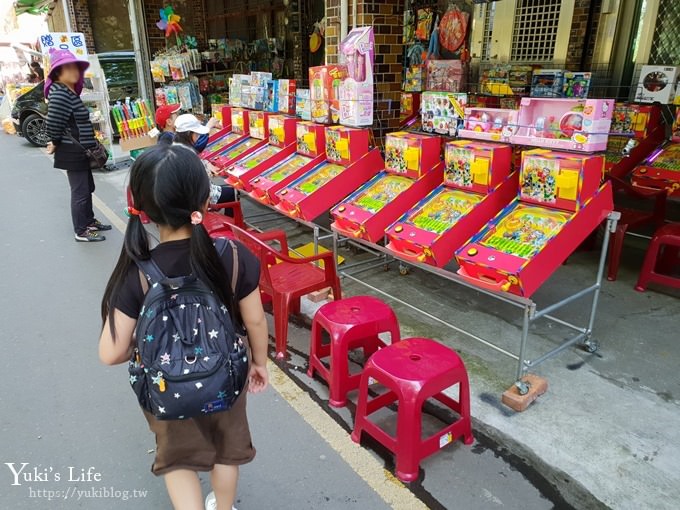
[208,111,271,174]
[456,149,614,297]
[224,115,298,191]
[275,126,383,221]
[332,132,443,243]
[386,140,517,267]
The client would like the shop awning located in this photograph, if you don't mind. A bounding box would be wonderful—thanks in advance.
[14,0,54,16]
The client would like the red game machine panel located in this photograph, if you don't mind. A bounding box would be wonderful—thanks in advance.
[456,186,613,297]
[209,111,270,173]
[249,122,327,204]
[386,141,516,267]
[201,107,249,160]
[225,115,298,191]
[519,149,604,211]
[276,147,383,221]
[631,142,680,196]
[204,105,233,143]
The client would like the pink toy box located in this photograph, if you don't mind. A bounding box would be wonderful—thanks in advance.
[201,108,250,161]
[331,132,443,243]
[385,141,516,267]
[209,111,270,174]
[458,107,519,143]
[275,126,382,221]
[225,115,298,191]
[278,79,296,115]
[310,65,348,124]
[511,97,614,152]
[249,122,327,205]
[339,26,374,127]
[456,150,613,297]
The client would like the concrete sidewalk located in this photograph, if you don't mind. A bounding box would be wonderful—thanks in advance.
[0,134,570,510]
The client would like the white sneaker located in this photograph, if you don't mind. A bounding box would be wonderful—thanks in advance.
[204,491,237,510]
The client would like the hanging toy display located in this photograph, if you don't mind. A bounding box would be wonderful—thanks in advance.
[156,6,183,46]
[415,8,434,41]
[310,18,326,54]
[439,5,469,54]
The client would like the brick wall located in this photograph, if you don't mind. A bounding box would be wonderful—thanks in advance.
[565,0,602,70]
[69,0,95,52]
[325,0,403,146]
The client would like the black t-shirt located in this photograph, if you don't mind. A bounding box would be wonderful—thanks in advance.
[114,239,260,320]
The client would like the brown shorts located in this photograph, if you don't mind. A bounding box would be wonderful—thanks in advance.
[142,390,255,476]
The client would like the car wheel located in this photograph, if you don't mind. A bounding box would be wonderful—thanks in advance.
[22,113,49,147]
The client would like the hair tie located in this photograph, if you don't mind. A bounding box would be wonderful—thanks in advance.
[126,206,142,217]
[190,211,203,225]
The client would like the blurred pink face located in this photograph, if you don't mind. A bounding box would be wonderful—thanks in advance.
[57,63,82,86]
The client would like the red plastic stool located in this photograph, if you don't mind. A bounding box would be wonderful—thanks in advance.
[635,222,680,292]
[308,296,400,407]
[351,337,473,482]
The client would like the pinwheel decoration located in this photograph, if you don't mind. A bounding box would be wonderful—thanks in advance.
[157,6,183,40]
[185,35,198,49]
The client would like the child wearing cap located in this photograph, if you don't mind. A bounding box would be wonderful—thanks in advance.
[154,104,182,144]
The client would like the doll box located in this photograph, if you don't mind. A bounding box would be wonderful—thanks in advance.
[385,174,518,267]
[455,184,613,297]
[511,97,614,152]
[267,115,297,148]
[325,126,370,166]
[296,121,326,158]
[421,92,468,137]
[278,79,296,115]
[275,149,383,221]
[458,107,518,143]
[444,140,513,194]
[519,149,604,212]
[634,66,679,104]
[384,132,442,179]
[309,65,349,124]
[331,163,444,243]
[339,26,374,127]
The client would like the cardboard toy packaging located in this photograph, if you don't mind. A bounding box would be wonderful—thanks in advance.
[264,80,279,112]
[339,26,375,127]
[634,65,679,104]
[278,79,296,115]
[421,92,467,137]
[400,92,421,124]
[309,65,348,124]
[404,65,425,92]
[531,70,565,98]
[296,89,311,120]
[562,72,591,99]
[229,74,250,107]
[459,107,519,143]
[426,60,466,92]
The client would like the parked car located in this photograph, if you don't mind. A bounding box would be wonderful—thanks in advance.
[11,51,139,147]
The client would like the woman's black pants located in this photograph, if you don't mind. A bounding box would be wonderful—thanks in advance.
[66,169,95,234]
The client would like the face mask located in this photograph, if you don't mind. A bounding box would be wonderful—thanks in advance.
[194,133,209,153]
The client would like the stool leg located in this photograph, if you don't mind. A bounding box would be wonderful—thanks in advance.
[607,224,628,281]
[351,370,372,444]
[458,373,474,445]
[307,320,322,378]
[273,295,290,359]
[395,398,421,482]
[635,237,662,292]
[329,334,350,408]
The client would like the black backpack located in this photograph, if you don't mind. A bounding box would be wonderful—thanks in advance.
[128,239,248,420]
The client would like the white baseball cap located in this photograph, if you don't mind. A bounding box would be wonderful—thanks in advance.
[174,114,211,134]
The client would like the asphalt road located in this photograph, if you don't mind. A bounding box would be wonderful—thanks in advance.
[0,134,565,509]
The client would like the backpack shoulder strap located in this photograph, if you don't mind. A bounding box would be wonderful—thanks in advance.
[214,237,239,292]
[134,257,167,287]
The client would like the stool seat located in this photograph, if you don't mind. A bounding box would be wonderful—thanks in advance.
[352,337,473,482]
[308,296,400,408]
[368,338,464,383]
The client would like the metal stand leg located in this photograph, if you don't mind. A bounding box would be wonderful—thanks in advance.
[313,226,319,256]
[515,303,534,390]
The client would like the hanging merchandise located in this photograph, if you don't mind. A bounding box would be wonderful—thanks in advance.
[415,8,434,41]
[150,48,202,112]
[425,15,440,61]
[156,5,183,45]
[439,5,469,53]
[403,4,415,45]
[310,18,326,54]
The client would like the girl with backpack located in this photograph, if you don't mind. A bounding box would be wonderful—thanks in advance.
[99,143,269,510]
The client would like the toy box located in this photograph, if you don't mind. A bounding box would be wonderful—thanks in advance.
[444,140,514,193]
[276,128,382,221]
[296,89,311,120]
[480,64,513,96]
[325,126,370,166]
[226,115,297,191]
[229,74,250,107]
[404,65,425,92]
[264,80,279,112]
[339,26,374,127]
[250,71,273,87]
[249,122,327,205]
[519,149,604,211]
[278,79,296,115]
[426,60,466,92]
[512,97,614,152]
[421,92,467,137]
[634,66,679,104]
[562,72,591,99]
[531,69,564,98]
[386,142,516,267]
[400,92,420,125]
[458,107,518,143]
[309,65,348,124]
[384,131,442,179]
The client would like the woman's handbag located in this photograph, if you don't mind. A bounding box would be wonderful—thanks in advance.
[64,130,109,169]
